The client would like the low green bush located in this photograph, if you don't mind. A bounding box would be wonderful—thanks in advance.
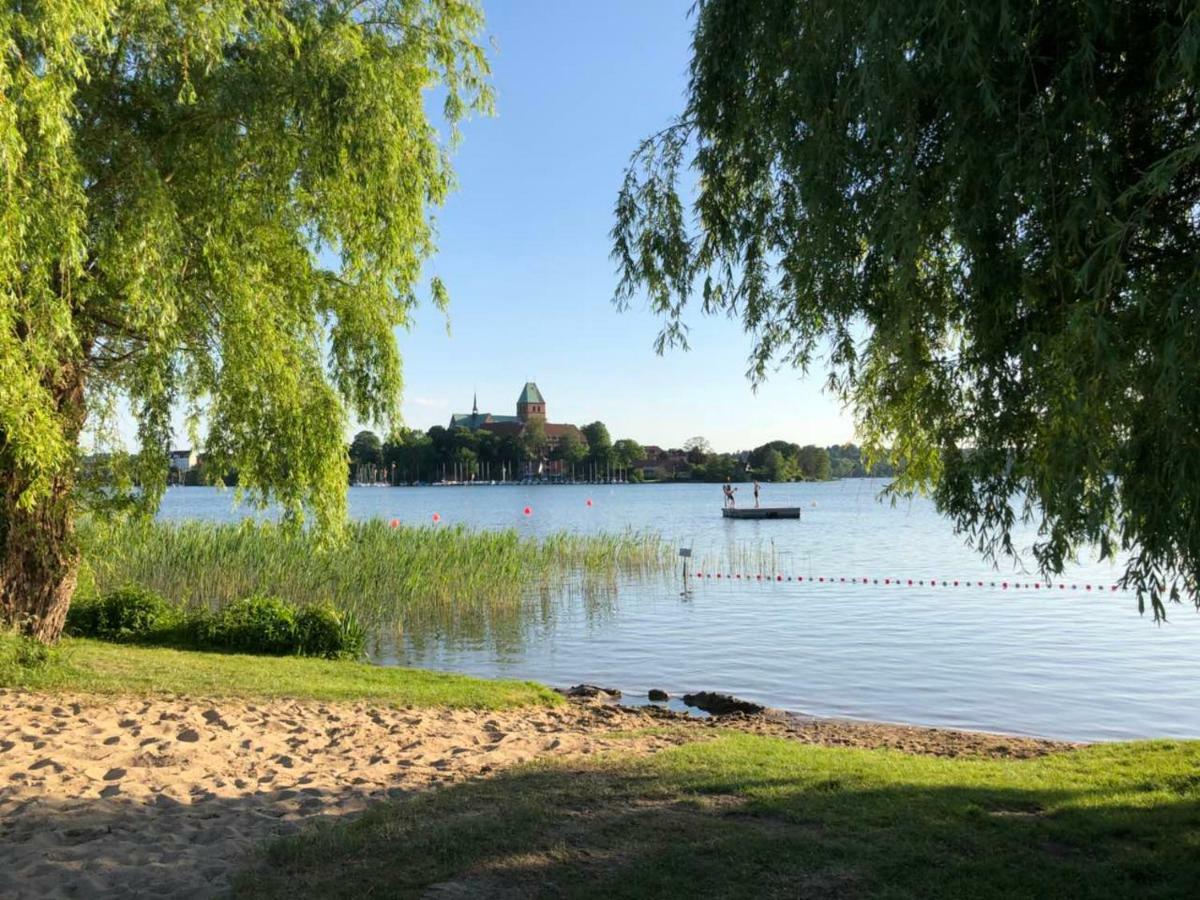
[66,584,366,659]
[295,604,368,660]
[178,606,215,647]
[66,584,178,642]
[295,604,341,659]
[62,600,97,638]
[208,595,298,655]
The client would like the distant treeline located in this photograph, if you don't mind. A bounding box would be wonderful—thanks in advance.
[176,466,237,487]
[346,425,892,485]
[676,441,894,483]
[349,423,643,483]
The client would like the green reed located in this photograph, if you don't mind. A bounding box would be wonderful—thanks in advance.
[694,540,783,578]
[78,519,673,648]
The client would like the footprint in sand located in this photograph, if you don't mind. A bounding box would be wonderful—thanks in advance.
[201,709,229,729]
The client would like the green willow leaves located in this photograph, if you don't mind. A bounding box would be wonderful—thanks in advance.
[613,0,1199,617]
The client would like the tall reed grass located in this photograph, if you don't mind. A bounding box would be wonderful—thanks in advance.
[78,520,672,648]
[693,541,784,578]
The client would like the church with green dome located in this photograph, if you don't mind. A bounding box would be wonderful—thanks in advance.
[449,382,585,451]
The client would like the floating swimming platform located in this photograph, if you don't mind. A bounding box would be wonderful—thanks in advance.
[721,507,801,520]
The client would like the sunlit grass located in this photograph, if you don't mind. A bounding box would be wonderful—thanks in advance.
[0,635,560,709]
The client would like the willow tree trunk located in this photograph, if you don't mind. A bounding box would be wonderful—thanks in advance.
[0,361,86,643]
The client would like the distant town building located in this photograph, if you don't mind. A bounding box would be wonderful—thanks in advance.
[634,445,687,481]
[449,383,585,478]
[168,449,197,474]
[166,449,198,486]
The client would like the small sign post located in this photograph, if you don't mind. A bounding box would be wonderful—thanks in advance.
[679,546,693,598]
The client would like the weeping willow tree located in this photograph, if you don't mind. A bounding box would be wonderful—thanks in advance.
[614,1,1199,617]
[0,0,491,640]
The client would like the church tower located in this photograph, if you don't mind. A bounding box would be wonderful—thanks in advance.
[516,382,546,422]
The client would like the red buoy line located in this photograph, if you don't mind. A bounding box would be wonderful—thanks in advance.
[390,506,1122,595]
[690,571,1125,593]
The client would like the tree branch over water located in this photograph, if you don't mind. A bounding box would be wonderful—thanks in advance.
[613,0,1200,618]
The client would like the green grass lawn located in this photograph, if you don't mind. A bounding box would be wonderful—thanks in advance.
[241,733,1200,899]
[0,635,559,709]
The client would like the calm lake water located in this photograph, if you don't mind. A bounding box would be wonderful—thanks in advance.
[158,481,1200,741]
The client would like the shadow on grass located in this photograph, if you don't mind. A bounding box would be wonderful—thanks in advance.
[237,735,1200,899]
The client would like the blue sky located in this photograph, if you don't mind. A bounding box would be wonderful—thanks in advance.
[394,0,855,452]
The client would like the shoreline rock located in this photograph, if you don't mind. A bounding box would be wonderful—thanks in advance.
[557,684,622,700]
[648,689,669,702]
[682,691,765,716]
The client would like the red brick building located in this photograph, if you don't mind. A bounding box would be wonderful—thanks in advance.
[450,383,585,477]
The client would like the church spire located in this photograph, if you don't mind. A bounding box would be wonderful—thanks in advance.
[472,391,478,416]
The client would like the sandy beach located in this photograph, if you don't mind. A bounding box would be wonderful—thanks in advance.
[0,689,1072,898]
